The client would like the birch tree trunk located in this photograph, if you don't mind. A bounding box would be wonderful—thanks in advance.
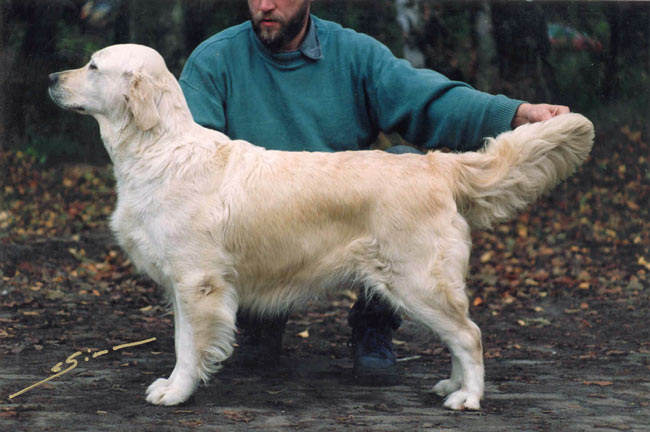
[474,2,498,93]
[395,0,426,68]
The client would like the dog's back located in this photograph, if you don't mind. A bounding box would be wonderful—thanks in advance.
[212,114,594,316]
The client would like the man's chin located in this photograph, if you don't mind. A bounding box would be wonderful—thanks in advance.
[257,31,286,51]
[259,29,279,42]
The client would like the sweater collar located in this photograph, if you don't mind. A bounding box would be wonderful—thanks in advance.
[298,16,322,60]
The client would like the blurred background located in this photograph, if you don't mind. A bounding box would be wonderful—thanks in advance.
[0,0,648,163]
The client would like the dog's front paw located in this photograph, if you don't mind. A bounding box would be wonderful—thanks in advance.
[433,379,462,397]
[145,376,196,406]
[443,390,481,411]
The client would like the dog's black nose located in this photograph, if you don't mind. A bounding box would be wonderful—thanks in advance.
[48,73,59,85]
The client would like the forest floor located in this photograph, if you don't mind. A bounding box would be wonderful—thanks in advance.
[1,117,649,431]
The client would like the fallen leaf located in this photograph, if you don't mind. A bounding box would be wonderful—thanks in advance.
[517,225,528,238]
[46,289,65,300]
[578,282,590,290]
[480,251,493,263]
[583,381,614,386]
[626,201,640,211]
[223,410,254,423]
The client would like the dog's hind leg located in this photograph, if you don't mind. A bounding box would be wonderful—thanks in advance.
[146,277,237,406]
[399,280,484,410]
[387,219,484,410]
[435,313,483,410]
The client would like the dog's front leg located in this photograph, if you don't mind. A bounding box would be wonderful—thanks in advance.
[146,280,237,405]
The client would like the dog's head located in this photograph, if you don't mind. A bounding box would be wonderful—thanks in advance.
[48,44,171,131]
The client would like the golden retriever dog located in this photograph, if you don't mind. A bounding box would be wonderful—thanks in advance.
[48,44,594,410]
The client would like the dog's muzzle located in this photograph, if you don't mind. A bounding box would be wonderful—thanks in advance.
[48,73,85,113]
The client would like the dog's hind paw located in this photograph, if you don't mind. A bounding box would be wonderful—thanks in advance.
[433,379,462,397]
[145,376,196,406]
[443,390,481,411]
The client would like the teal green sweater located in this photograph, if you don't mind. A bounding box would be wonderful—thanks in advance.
[179,15,523,152]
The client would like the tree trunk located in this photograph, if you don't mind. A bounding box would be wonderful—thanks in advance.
[0,1,7,151]
[4,3,64,149]
[603,4,621,102]
[395,0,426,68]
[474,2,498,93]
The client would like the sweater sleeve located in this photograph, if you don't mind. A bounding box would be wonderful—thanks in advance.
[179,46,228,133]
[364,40,523,151]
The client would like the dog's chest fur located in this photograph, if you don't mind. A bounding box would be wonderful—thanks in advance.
[109,167,202,288]
[111,192,173,286]
[107,145,232,291]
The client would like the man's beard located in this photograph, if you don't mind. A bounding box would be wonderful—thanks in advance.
[251,2,310,52]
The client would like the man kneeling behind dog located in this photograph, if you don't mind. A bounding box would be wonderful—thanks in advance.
[179,0,570,382]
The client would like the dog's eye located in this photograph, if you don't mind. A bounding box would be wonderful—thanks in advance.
[89,62,98,71]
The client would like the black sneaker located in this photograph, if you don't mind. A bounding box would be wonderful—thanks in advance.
[347,293,401,384]
[349,326,399,385]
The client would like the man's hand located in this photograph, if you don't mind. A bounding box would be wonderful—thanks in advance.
[511,103,570,128]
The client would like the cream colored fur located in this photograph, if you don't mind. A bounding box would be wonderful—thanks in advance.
[49,44,594,410]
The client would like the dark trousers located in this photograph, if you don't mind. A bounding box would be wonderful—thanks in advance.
[237,289,402,335]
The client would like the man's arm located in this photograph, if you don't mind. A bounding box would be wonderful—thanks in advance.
[360,35,568,150]
[361,40,520,151]
[179,43,228,133]
[179,79,227,132]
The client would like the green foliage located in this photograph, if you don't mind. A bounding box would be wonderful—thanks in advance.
[22,122,103,166]
[1,1,648,162]
[24,129,78,165]
[56,23,103,64]
[312,0,402,55]
[615,63,650,111]
[551,51,604,111]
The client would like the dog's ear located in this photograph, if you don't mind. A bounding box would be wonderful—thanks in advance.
[127,72,160,131]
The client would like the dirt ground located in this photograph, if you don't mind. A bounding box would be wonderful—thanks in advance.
[1,121,649,431]
[1,232,649,431]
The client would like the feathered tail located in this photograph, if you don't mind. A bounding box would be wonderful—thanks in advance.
[446,113,594,229]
